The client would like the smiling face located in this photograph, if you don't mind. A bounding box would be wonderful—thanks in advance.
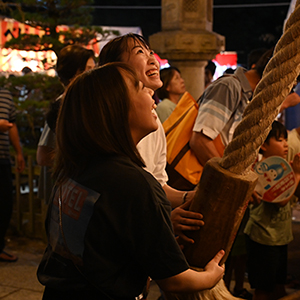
[122,39,162,91]
[123,72,158,144]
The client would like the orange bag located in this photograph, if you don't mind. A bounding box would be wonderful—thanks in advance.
[163,92,224,191]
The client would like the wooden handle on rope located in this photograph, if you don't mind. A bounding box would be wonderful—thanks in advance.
[220,0,300,174]
[183,0,300,268]
[164,2,300,300]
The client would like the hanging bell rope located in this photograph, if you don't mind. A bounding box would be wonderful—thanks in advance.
[220,0,300,174]
[164,1,300,300]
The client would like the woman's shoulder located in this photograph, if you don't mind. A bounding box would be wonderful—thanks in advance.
[157,98,174,109]
[82,155,161,191]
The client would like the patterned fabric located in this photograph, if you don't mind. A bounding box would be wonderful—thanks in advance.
[0,88,15,161]
[193,67,253,147]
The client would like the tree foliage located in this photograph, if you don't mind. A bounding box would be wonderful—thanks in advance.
[0,73,64,152]
[0,0,119,55]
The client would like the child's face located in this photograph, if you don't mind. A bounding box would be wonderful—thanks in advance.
[262,135,288,159]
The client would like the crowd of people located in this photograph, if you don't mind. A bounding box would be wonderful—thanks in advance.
[0,33,300,300]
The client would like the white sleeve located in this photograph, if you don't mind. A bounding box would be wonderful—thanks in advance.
[38,122,56,148]
[137,115,168,186]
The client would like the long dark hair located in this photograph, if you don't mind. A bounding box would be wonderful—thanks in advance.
[54,62,145,182]
[99,33,150,65]
[46,45,95,132]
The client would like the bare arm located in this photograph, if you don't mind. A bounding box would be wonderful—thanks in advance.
[280,92,300,113]
[190,131,221,166]
[156,250,225,293]
[9,123,25,173]
[171,131,222,243]
[0,119,13,132]
[162,185,204,243]
[162,184,195,208]
[249,190,262,206]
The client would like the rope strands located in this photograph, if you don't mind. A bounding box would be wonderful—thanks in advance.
[219,0,300,175]
[164,1,300,300]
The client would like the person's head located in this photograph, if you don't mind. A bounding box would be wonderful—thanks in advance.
[56,45,95,87]
[205,60,216,88]
[253,48,273,78]
[99,33,162,91]
[54,62,157,181]
[223,67,235,75]
[22,66,32,75]
[156,67,186,100]
[259,120,288,159]
[247,48,268,70]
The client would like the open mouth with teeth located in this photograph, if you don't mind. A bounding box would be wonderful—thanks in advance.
[146,70,158,77]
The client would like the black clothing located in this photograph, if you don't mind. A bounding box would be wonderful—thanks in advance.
[37,155,188,299]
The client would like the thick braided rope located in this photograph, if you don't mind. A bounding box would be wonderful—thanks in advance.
[219,0,300,174]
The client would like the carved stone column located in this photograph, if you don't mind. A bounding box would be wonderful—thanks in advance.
[149,0,225,99]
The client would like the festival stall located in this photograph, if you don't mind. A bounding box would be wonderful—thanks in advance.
[0,16,142,74]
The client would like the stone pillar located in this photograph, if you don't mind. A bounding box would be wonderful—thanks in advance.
[149,0,225,99]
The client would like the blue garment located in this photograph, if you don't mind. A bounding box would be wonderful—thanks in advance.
[285,83,300,130]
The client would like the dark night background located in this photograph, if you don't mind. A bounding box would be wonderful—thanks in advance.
[91,0,291,66]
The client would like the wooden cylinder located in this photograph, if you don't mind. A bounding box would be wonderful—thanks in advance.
[183,157,258,268]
